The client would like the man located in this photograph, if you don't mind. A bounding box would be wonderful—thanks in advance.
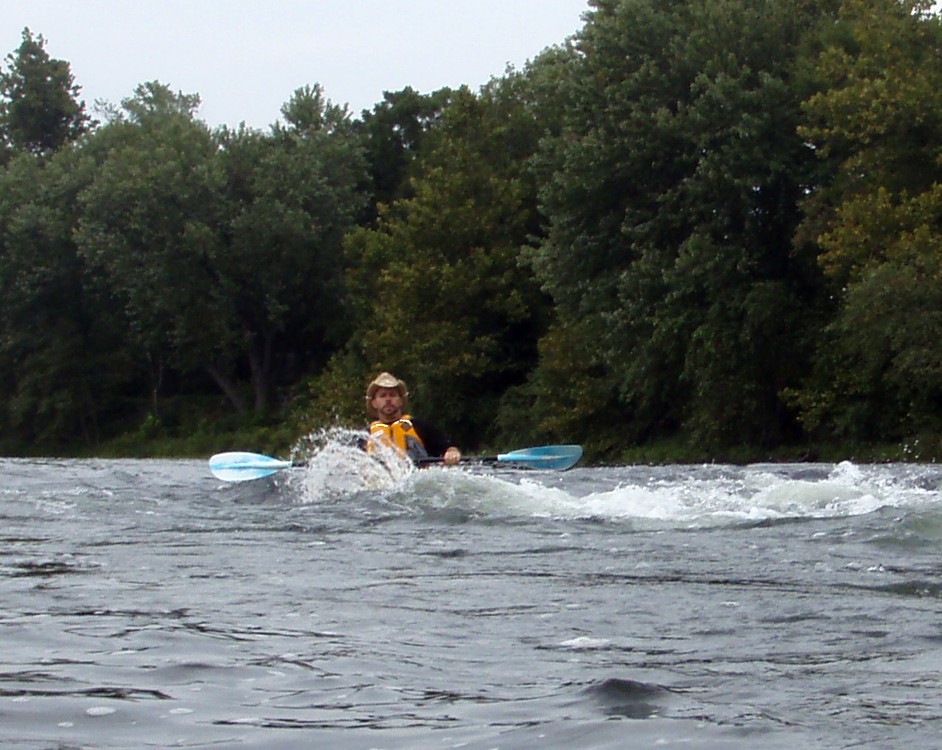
[366,372,461,465]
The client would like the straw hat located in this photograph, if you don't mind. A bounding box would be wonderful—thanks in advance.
[365,372,408,416]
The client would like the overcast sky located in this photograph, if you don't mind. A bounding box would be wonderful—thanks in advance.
[2,0,590,129]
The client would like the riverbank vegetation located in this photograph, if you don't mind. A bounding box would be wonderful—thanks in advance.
[2,0,942,464]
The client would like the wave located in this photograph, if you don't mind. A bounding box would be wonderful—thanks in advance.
[287,437,942,529]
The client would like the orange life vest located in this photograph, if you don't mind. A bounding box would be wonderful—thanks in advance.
[368,415,428,461]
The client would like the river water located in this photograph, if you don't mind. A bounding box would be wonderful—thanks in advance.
[2,446,942,749]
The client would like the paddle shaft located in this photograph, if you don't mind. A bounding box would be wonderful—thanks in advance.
[417,445,581,470]
[417,455,497,467]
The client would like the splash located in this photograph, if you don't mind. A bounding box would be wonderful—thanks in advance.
[289,427,414,501]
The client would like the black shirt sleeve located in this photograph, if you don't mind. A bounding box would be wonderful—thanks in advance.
[411,417,455,458]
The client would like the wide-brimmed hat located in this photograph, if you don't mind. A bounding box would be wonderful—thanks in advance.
[365,372,408,401]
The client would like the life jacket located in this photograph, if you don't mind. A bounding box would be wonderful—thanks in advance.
[368,415,428,462]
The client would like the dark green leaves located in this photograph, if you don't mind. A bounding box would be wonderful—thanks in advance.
[0,28,91,156]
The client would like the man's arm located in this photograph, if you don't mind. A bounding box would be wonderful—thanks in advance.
[412,418,461,463]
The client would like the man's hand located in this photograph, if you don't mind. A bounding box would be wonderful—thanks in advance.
[443,446,461,466]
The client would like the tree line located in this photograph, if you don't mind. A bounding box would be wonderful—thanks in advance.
[1,0,941,461]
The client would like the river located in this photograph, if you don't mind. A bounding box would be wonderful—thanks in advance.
[2,447,942,748]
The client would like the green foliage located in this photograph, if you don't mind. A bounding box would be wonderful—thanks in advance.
[4,6,942,460]
[216,98,368,409]
[91,395,298,458]
[278,83,349,134]
[528,0,832,451]
[75,83,231,374]
[0,147,140,449]
[793,0,942,440]
[0,28,91,157]
[289,350,370,436]
[353,86,453,215]
[74,82,368,415]
[503,320,625,460]
[343,85,549,448]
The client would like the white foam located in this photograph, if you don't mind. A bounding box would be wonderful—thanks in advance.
[559,636,612,650]
[291,428,414,501]
[285,435,941,527]
[530,465,928,527]
[86,706,116,716]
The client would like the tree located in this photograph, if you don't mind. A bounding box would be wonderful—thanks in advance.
[528,0,837,453]
[353,86,453,216]
[74,82,236,408]
[343,84,549,447]
[793,0,942,441]
[76,82,368,415]
[0,28,91,157]
[216,85,369,411]
[0,146,138,448]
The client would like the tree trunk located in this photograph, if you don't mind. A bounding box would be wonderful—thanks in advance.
[205,364,247,414]
[248,335,273,414]
[150,358,164,417]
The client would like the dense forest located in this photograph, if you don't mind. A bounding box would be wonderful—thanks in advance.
[1,0,941,463]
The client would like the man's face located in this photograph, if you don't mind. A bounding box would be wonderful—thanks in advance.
[371,386,404,422]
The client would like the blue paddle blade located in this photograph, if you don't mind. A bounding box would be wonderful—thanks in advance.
[496,444,583,471]
[208,451,292,482]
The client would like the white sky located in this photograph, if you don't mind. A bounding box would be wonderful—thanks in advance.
[1,0,589,129]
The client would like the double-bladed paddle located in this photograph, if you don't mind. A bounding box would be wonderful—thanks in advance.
[208,444,583,482]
